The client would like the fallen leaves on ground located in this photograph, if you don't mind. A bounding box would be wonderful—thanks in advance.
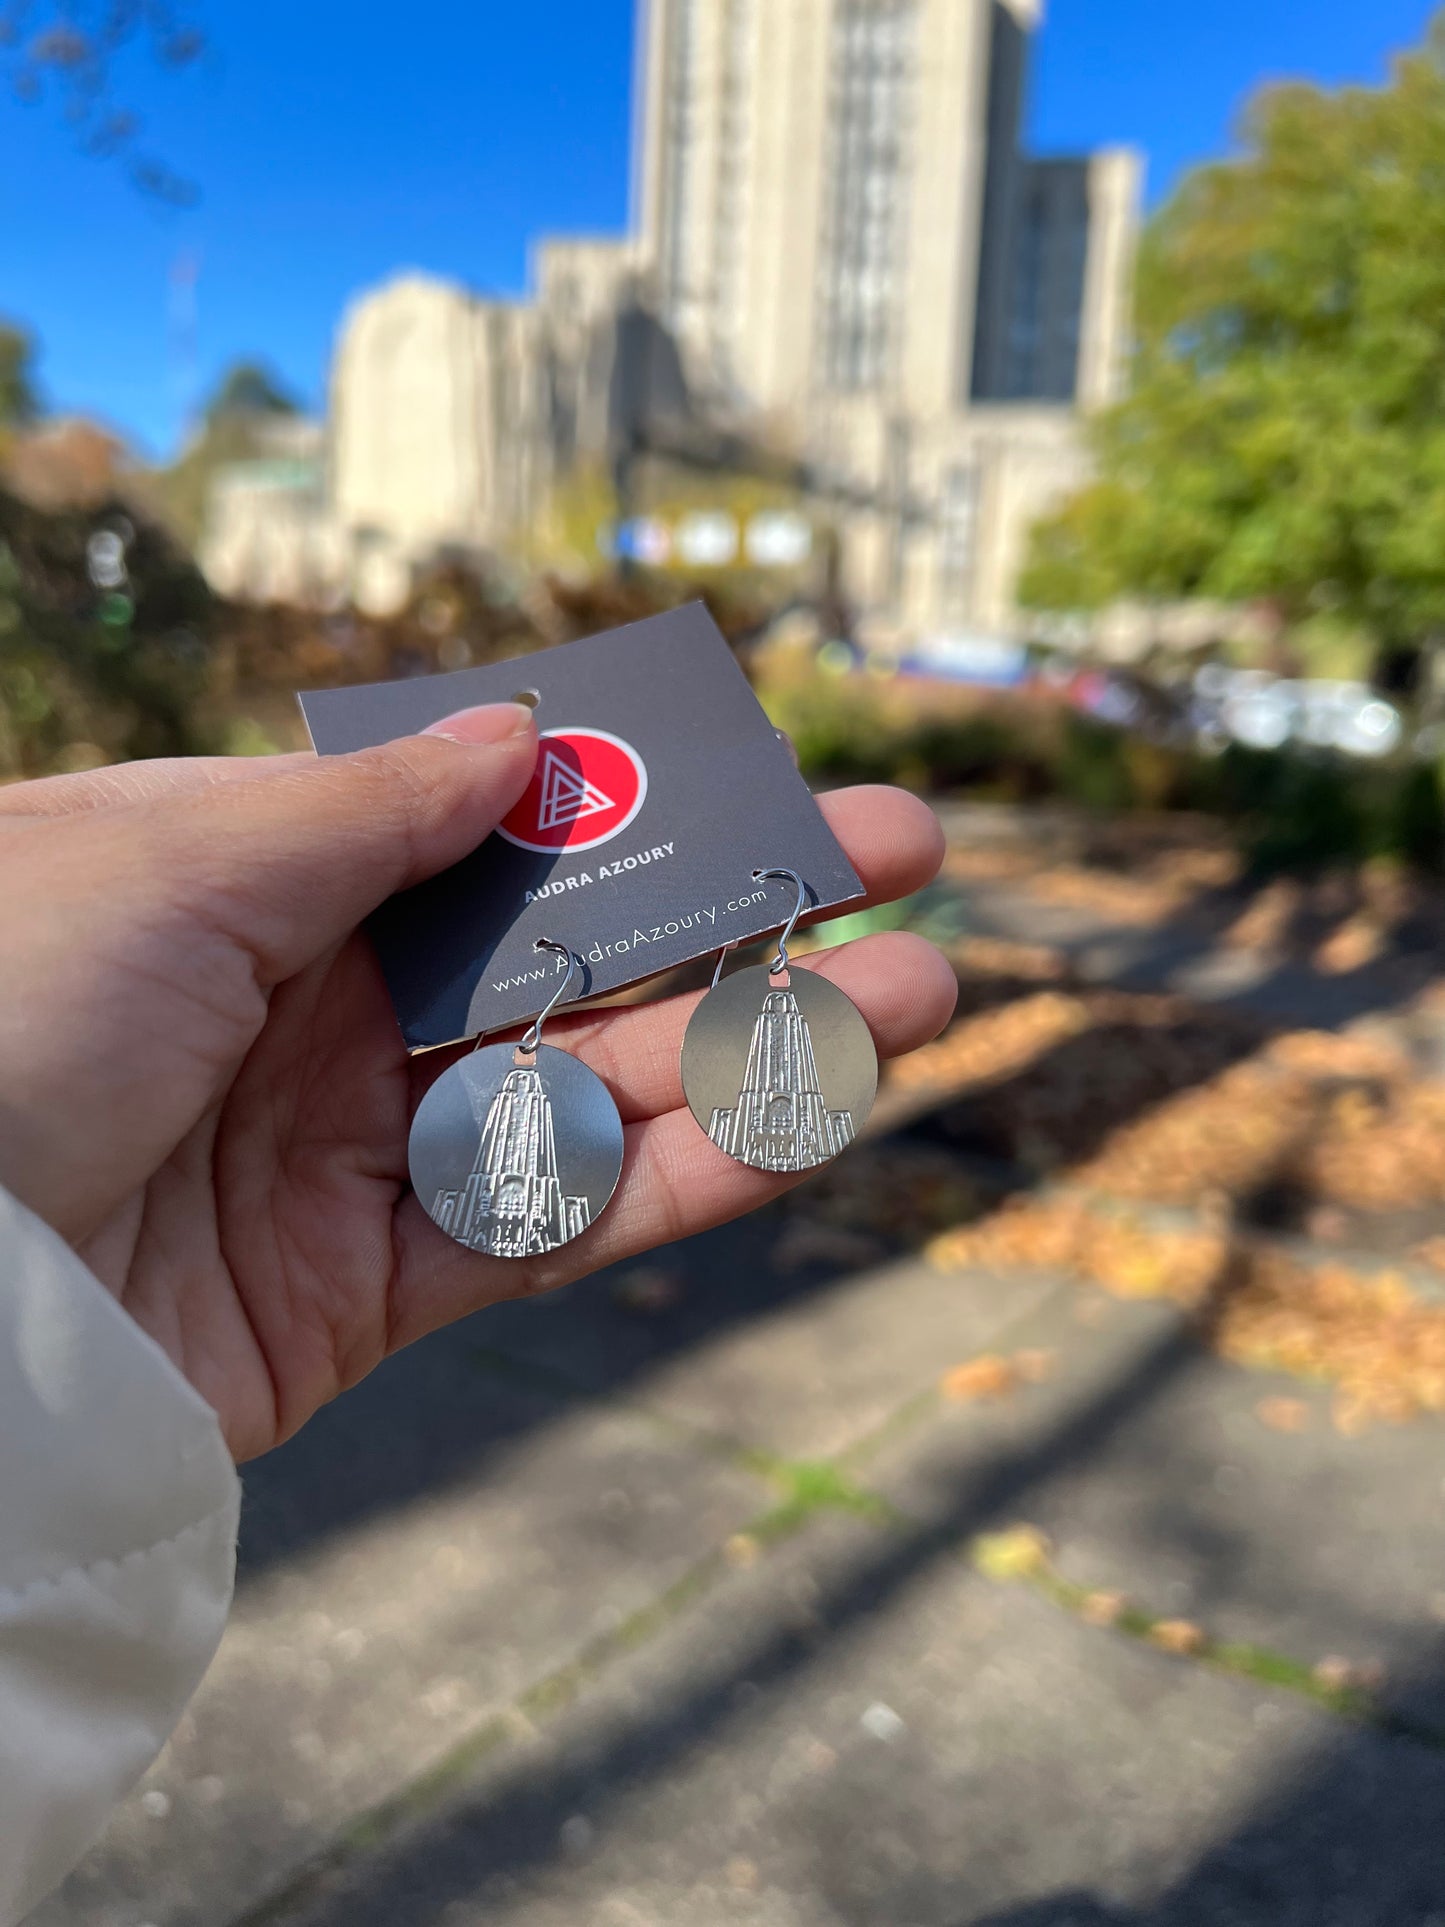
[969,1524,1052,1582]
[1301,1083,1445,1212]
[929,1196,1445,1431]
[884,991,1095,1098]
[1080,1590,1128,1627]
[1150,1618,1208,1657]
[1075,1058,1315,1205]
[1256,1396,1311,1434]
[940,846,1042,884]
[1222,865,1433,966]
[1079,1027,1445,1213]
[939,1348,1056,1403]
[1264,1029,1410,1081]
[947,935,1069,982]
[1219,1255,1445,1433]
[893,963,1442,1217]
[928,1197,1226,1305]
[968,1525,1391,1710]
[1314,916,1387,975]
[941,1353,1018,1401]
[777,1143,981,1244]
[1016,1348,1055,1382]
[892,989,1278,1183]
[867,837,1445,1427]
[1225,879,1304,953]
[1027,865,1202,926]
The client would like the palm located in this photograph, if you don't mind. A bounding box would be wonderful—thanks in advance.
[74,934,407,1460]
[2,744,955,1463]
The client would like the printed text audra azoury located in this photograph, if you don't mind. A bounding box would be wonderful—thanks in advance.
[523,841,675,904]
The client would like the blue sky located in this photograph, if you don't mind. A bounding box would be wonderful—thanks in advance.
[1,0,1436,457]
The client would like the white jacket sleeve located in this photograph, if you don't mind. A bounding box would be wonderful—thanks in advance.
[0,1186,240,1924]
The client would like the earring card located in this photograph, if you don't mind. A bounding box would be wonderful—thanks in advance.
[299,602,864,1049]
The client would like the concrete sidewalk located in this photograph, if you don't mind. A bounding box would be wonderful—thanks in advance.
[37,1206,1445,1927]
[35,811,1445,1926]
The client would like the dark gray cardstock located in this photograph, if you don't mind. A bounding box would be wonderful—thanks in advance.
[299,603,863,1048]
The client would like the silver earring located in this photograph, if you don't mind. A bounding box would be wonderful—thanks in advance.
[680,868,877,1174]
[409,940,623,1257]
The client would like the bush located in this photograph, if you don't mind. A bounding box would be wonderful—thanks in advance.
[0,487,219,778]
[756,659,1445,874]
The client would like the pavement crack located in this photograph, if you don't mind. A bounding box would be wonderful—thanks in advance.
[966,1523,1445,1755]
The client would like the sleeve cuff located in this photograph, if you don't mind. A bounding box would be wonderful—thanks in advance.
[0,1184,241,1923]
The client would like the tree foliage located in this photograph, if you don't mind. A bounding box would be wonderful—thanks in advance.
[150,361,305,548]
[1022,15,1445,649]
[204,361,301,424]
[0,322,39,428]
[0,486,218,777]
[0,1,205,202]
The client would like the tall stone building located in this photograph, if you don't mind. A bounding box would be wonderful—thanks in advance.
[329,241,663,582]
[430,1064,592,1257]
[633,0,1139,631]
[708,986,857,1171]
[203,0,1138,634]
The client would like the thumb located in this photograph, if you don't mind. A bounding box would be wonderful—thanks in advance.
[131,701,539,984]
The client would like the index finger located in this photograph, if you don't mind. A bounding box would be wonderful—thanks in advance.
[0,753,314,818]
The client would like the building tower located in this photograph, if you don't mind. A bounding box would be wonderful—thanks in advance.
[431,1065,591,1257]
[631,0,1141,632]
[709,988,856,1171]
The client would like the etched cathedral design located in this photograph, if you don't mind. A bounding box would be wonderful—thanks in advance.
[431,1064,591,1257]
[709,988,855,1172]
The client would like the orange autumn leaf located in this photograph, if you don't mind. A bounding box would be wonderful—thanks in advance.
[1079,1590,1128,1628]
[941,1354,1018,1402]
[1256,1396,1310,1434]
[1149,1619,1207,1657]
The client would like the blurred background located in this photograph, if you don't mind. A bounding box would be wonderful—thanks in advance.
[12,2,1445,1922]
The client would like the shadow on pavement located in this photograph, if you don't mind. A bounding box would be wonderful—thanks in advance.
[257,1274,1423,1923]
[274,1279,1445,1924]
[221,876,1445,1925]
[238,903,1437,1585]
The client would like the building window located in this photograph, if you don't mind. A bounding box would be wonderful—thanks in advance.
[711,0,753,389]
[1003,203,1045,398]
[1003,164,1090,402]
[819,0,918,395]
[660,0,703,334]
[940,462,980,616]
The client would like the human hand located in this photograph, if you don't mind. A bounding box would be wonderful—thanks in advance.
[0,707,956,1461]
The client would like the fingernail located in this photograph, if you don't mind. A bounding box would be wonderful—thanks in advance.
[420,702,535,745]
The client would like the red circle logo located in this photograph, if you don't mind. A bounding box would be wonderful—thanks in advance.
[497,727,649,854]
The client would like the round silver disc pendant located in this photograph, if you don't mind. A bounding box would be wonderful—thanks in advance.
[681,964,877,1174]
[409,1043,623,1258]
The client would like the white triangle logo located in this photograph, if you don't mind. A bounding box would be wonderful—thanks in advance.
[537,749,616,832]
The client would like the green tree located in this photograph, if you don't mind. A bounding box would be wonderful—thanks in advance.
[0,487,218,778]
[151,360,307,547]
[1,3,204,202]
[1022,15,1445,657]
[204,361,301,423]
[0,322,39,429]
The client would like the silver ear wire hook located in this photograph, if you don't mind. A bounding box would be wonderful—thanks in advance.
[418,936,623,1255]
[519,939,579,1054]
[754,866,808,975]
[706,870,809,985]
[680,864,876,1174]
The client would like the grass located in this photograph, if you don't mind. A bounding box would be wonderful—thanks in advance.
[967,1525,1445,1748]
